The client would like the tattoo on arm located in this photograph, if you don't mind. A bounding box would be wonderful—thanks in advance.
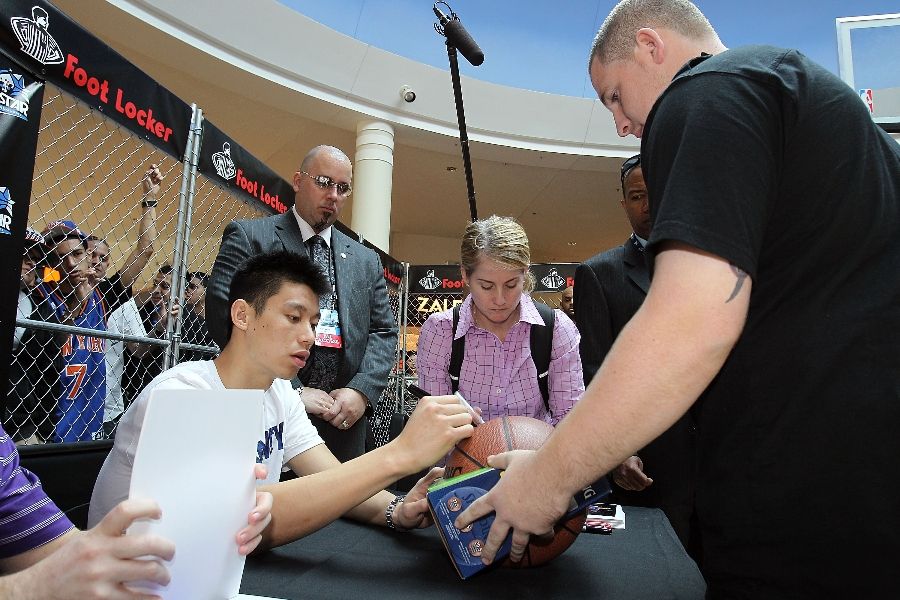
[726,265,748,303]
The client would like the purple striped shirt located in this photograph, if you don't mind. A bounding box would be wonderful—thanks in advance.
[417,294,584,425]
[0,428,74,558]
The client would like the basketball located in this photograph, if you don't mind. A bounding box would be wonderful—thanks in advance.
[444,415,587,567]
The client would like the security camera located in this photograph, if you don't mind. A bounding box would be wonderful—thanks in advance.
[399,85,417,103]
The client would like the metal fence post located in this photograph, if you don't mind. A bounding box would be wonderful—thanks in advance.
[164,104,203,370]
[397,261,410,413]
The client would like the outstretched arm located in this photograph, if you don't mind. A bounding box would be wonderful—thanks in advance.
[117,164,162,291]
[257,395,474,550]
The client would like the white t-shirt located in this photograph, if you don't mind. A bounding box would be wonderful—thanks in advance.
[88,360,323,527]
[103,299,146,423]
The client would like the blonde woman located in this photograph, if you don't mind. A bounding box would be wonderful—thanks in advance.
[417,216,583,425]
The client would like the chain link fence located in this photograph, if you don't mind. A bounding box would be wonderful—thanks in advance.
[6,85,268,445]
[7,81,408,451]
[7,85,569,451]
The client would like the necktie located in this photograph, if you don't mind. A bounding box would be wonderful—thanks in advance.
[304,235,340,390]
[308,235,335,304]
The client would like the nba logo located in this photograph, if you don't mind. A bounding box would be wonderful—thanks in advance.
[858,89,874,115]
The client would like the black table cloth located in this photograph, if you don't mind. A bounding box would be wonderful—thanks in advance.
[241,506,706,599]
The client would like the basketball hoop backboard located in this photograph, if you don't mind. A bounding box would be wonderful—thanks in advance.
[836,13,900,133]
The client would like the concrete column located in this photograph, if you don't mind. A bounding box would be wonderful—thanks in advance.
[351,120,394,252]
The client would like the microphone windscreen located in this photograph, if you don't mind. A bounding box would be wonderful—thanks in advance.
[443,18,484,66]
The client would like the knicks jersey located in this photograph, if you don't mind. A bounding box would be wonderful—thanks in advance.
[40,284,108,442]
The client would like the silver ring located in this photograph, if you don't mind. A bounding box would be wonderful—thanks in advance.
[341,420,349,429]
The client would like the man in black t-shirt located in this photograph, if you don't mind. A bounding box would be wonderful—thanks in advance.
[457,1,900,597]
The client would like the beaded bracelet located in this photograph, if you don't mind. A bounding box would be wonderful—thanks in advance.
[385,494,408,531]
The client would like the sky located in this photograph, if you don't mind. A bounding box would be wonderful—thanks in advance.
[278,0,899,97]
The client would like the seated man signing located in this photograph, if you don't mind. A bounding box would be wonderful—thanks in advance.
[89,251,474,548]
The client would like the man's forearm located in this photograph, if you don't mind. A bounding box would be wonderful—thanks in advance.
[136,204,157,257]
[258,443,413,549]
[344,489,396,526]
[533,247,750,498]
[118,205,157,290]
[0,570,32,598]
[0,529,75,574]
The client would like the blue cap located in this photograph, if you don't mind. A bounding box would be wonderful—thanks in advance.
[41,219,88,248]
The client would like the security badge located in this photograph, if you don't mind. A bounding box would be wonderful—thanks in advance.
[315,308,343,348]
[313,246,344,348]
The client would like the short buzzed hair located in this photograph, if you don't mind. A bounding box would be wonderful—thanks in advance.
[588,0,717,68]
[299,145,351,174]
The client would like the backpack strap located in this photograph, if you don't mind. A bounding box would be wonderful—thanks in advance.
[449,301,555,413]
[530,300,555,412]
[448,304,465,394]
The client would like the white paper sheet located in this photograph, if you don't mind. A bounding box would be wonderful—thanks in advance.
[126,389,264,599]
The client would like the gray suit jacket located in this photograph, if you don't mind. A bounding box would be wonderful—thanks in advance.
[206,211,398,460]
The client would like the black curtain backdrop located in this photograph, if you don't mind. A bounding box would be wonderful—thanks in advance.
[0,51,44,408]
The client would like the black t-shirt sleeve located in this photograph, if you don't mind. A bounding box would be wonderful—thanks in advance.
[644,71,783,280]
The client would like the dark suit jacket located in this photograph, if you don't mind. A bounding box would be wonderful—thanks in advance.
[574,240,649,385]
[575,238,697,551]
[206,211,398,461]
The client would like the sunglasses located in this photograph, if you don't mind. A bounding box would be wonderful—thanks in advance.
[620,154,641,188]
[300,171,352,197]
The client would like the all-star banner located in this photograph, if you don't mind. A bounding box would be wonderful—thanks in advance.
[198,119,293,215]
[0,52,44,404]
[0,0,190,159]
[408,263,577,294]
[408,265,465,294]
[529,263,577,293]
[406,263,575,324]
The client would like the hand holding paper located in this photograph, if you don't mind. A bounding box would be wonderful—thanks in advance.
[238,464,274,556]
[127,389,264,598]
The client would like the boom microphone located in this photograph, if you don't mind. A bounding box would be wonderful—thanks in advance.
[433,4,484,66]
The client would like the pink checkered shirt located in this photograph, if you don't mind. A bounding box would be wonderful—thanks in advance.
[417,294,583,425]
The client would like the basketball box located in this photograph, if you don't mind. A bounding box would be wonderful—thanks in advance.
[427,467,610,579]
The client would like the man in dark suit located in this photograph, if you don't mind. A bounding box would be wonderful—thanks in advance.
[575,155,698,557]
[207,145,397,462]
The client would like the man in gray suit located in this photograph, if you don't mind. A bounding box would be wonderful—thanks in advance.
[207,145,397,462]
[574,155,697,557]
